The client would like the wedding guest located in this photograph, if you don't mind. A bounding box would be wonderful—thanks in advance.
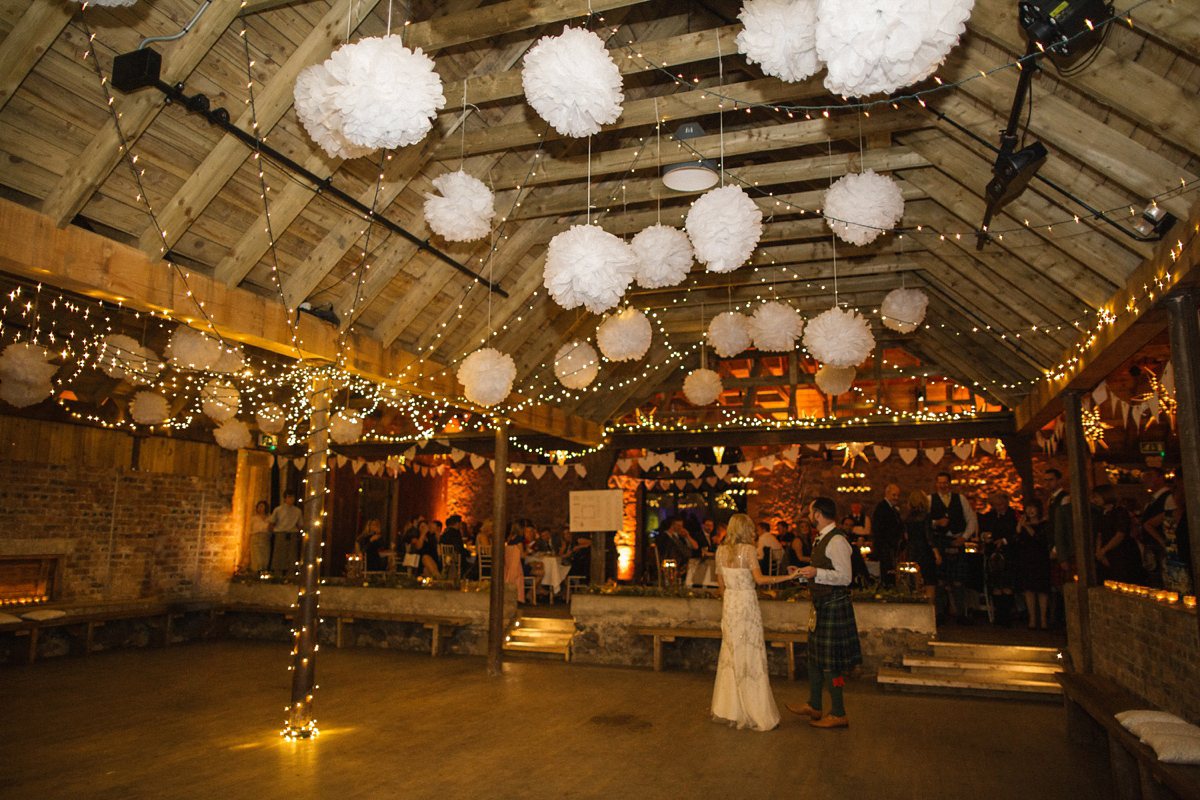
[1093,484,1139,583]
[871,484,905,587]
[503,521,528,602]
[905,491,938,604]
[564,530,592,579]
[357,518,387,572]
[267,491,303,575]
[980,492,1018,626]
[930,472,978,624]
[248,500,271,573]
[413,519,439,578]
[786,518,815,568]
[1012,501,1052,629]
[756,521,784,574]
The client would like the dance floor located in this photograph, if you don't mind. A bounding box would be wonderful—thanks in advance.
[3,641,1107,799]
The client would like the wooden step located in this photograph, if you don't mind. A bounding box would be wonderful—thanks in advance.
[877,665,1063,697]
[928,641,1062,664]
[511,616,576,633]
[501,615,574,660]
[903,655,1063,675]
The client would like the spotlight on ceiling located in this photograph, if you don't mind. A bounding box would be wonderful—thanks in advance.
[1132,203,1176,239]
[662,122,719,192]
[1018,0,1113,66]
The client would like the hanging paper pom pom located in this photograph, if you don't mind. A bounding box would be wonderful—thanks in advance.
[596,308,652,362]
[683,368,723,406]
[0,342,56,408]
[201,380,240,422]
[320,35,445,151]
[166,326,222,371]
[749,301,804,352]
[98,335,158,384]
[424,170,496,242]
[823,170,905,245]
[815,364,856,396]
[543,224,637,314]
[736,0,821,82]
[522,27,624,137]
[214,419,252,451]
[707,311,752,358]
[880,287,928,333]
[70,0,136,5]
[803,305,876,367]
[256,403,287,435]
[130,391,170,425]
[686,185,763,273]
[457,347,516,408]
[293,64,375,160]
[330,410,364,445]
[212,346,245,374]
[554,341,600,390]
[631,225,694,289]
[816,0,975,97]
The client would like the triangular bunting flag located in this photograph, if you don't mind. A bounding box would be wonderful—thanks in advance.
[1092,381,1108,407]
[435,438,449,449]
[925,447,945,465]
[417,438,430,449]
[705,476,718,486]
[783,445,800,463]
[553,464,569,479]
[470,454,485,469]
[805,443,821,451]
[530,465,548,480]
[616,458,632,473]
[511,463,526,477]
[760,455,776,471]
[898,448,917,465]
[1149,394,1161,419]
[451,448,466,463]
[674,479,686,490]
[979,439,996,455]
[873,445,891,463]
[689,479,701,488]
[952,443,973,461]
[353,458,366,474]
[713,464,730,480]
[1163,362,1175,396]
[403,446,417,460]
[639,454,658,471]
[688,464,705,479]
[574,464,586,478]
[336,454,348,468]
[488,460,496,472]
[293,457,306,471]
[736,461,753,476]
[367,460,384,476]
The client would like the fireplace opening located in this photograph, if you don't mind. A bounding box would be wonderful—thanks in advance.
[0,555,61,608]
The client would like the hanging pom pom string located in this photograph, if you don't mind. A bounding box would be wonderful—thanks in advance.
[717,33,725,185]
[587,136,592,226]
[654,97,661,225]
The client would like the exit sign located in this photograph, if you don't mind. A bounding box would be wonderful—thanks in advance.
[259,434,277,450]
[1140,442,1164,454]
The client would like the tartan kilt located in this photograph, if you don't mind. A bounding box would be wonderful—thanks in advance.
[807,589,862,673]
[941,549,974,585]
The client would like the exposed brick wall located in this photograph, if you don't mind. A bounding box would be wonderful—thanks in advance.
[0,459,238,604]
[1080,585,1200,723]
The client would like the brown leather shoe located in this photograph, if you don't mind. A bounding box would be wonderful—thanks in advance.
[785,702,822,720]
[809,714,849,728]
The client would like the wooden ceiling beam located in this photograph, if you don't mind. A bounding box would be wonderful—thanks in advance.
[0,0,74,114]
[1125,0,1200,53]
[40,0,245,228]
[513,146,928,220]
[0,197,603,444]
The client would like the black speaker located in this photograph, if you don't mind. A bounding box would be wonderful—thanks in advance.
[1019,0,1112,61]
[111,48,162,93]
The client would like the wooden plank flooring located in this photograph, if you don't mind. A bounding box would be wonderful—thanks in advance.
[1,641,1108,799]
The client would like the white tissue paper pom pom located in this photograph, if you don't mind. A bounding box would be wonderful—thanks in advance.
[294,64,375,160]
[815,364,856,396]
[596,308,652,362]
[707,311,752,358]
[0,342,57,407]
[423,170,496,242]
[166,326,222,371]
[686,185,763,273]
[683,368,724,406]
[130,391,170,425]
[322,35,445,151]
[522,27,624,137]
[749,301,804,352]
[71,0,136,5]
[457,347,516,408]
[213,419,252,451]
[816,0,974,97]
[803,306,876,367]
[330,410,364,445]
[543,224,637,314]
[823,170,905,245]
[737,0,821,82]
[212,346,245,374]
[256,403,287,435]
[631,225,694,289]
[554,341,600,389]
[98,335,156,384]
[880,287,928,333]
[201,380,240,422]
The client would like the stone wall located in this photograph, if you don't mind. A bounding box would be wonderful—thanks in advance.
[1068,584,1200,723]
[0,430,238,604]
[569,594,934,676]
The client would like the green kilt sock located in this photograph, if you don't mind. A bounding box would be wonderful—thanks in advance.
[808,661,824,710]
[828,674,846,717]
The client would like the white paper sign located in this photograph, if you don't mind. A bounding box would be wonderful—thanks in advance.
[569,489,623,532]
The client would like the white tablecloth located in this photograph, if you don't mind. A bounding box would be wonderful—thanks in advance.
[531,555,571,589]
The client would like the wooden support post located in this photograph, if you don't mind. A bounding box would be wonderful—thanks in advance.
[487,419,509,677]
[1003,435,1037,507]
[1164,292,1200,646]
[1064,390,1095,673]
[285,375,330,738]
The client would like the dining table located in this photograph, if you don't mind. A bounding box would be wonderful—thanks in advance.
[529,554,572,590]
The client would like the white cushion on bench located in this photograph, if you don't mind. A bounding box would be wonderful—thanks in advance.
[0,612,24,624]
[21,609,67,621]
[1132,720,1200,741]
[1143,730,1200,765]
[1116,710,1187,729]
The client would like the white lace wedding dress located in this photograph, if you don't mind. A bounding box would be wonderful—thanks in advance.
[710,543,781,731]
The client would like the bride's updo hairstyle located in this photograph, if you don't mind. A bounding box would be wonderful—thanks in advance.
[724,513,755,547]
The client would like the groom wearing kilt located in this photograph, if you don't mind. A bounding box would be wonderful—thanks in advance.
[788,497,861,729]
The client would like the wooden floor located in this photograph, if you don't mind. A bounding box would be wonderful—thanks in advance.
[3,641,1107,799]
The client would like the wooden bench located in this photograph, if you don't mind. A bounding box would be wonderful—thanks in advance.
[217,603,471,657]
[1,602,217,663]
[629,625,808,680]
[1057,672,1200,800]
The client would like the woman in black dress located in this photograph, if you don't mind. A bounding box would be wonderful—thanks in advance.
[1093,484,1141,583]
[1011,500,1052,629]
[905,490,938,604]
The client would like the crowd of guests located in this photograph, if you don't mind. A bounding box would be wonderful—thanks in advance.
[652,465,1191,629]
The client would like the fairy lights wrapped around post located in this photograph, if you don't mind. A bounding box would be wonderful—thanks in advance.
[284,373,331,740]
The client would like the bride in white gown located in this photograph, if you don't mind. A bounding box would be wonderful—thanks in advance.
[711,513,799,731]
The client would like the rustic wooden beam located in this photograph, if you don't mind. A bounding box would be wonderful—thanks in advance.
[0,0,74,114]
[40,0,244,228]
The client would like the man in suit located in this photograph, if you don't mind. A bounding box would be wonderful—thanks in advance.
[655,517,697,583]
[871,483,905,587]
[931,471,978,623]
[439,514,472,577]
